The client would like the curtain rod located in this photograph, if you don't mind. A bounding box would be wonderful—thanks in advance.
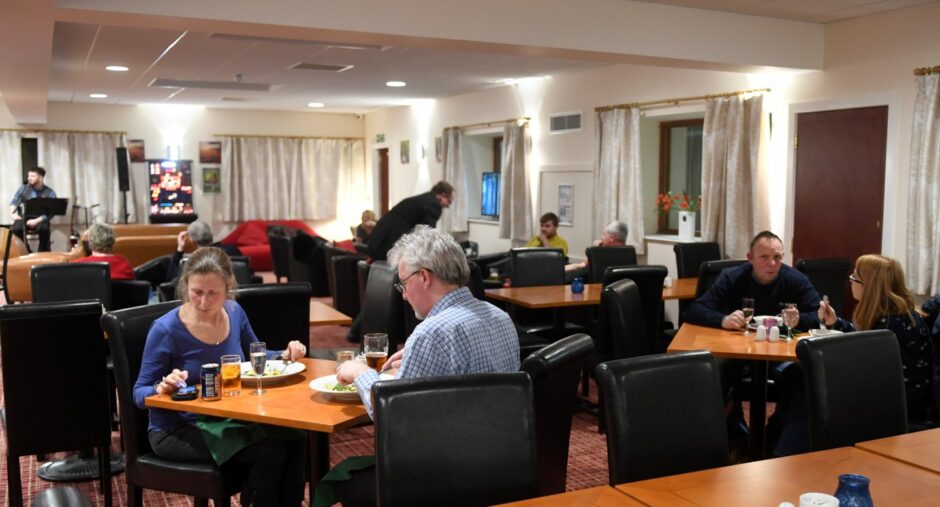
[0,127,127,135]
[594,88,771,113]
[214,133,364,141]
[445,117,529,131]
[914,65,940,76]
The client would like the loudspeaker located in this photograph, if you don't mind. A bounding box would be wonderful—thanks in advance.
[21,137,38,181]
[116,147,130,191]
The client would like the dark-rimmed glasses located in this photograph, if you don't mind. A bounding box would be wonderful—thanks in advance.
[394,270,422,293]
[849,273,863,285]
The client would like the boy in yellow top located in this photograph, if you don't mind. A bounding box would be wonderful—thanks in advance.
[525,212,568,256]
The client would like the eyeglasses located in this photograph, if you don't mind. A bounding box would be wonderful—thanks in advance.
[849,273,863,285]
[394,270,422,293]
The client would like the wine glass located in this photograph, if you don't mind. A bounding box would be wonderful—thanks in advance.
[783,303,800,341]
[250,341,267,396]
[742,298,755,336]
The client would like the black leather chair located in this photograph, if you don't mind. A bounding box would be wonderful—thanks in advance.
[520,333,595,496]
[602,265,669,354]
[674,242,721,324]
[356,260,371,311]
[234,282,311,353]
[322,245,356,298]
[1,301,113,507]
[111,280,152,311]
[101,302,245,507]
[229,255,262,285]
[510,247,565,287]
[373,373,538,506]
[330,250,368,317]
[30,487,93,507]
[696,259,748,298]
[599,279,652,360]
[585,246,637,283]
[31,262,112,310]
[796,331,909,451]
[795,257,852,314]
[360,261,405,351]
[289,232,330,297]
[460,240,479,258]
[596,351,729,484]
[267,228,292,283]
[467,261,484,300]
[133,254,174,290]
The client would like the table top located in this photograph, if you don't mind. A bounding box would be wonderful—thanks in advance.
[484,277,697,309]
[617,446,940,506]
[856,427,940,474]
[145,358,370,433]
[309,301,352,327]
[663,277,697,300]
[493,486,643,506]
[668,323,803,361]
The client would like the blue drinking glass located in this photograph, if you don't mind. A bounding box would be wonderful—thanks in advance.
[834,474,873,507]
[571,277,584,294]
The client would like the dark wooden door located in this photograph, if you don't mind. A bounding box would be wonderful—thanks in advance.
[378,148,389,215]
[792,106,887,317]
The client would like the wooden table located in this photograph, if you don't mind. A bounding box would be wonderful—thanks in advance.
[493,485,642,506]
[146,358,369,500]
[484,277,697,309]
[617,446,940,506]
[309,300,352,326]
[856,427,940,474]
[669,323,804,459]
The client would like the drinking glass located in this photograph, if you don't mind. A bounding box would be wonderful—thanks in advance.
[784,303,800,341]
[742,297,755,336]
[249,342,267,395]
[363,333,389,372]
[220,354,241,396]
[335,349,356,369]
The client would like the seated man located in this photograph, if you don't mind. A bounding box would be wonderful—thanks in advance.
[71,223,135,280]
[526,212,568,256]
[165,221,242,282]
[565,219,628,279]
[9,167,56,252]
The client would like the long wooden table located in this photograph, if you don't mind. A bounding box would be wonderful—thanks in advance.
[146,358,369,501]
[309,300,352,326]
[484,276,697,309]
[617,446,940,506]
[493,485,642,506]
[856,427,940,474]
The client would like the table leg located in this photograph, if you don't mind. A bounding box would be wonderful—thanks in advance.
[307,431,330,502]
[748,360,768,459]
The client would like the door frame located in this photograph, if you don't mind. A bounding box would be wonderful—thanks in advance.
[784,93,900,263]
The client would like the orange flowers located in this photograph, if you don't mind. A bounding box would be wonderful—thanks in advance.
[655,192,701,216]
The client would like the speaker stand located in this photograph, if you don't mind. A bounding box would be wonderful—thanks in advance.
[121,190,129,224]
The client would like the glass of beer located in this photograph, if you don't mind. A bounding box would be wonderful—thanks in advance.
[220,354,241,396]
[363,333,389,372]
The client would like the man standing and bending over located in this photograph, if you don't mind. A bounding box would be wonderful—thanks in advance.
[367,181,454,261]
[9,167,56,251]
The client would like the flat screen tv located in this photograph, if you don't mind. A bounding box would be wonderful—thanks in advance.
[148,160,195,218]
[481,172,500,217]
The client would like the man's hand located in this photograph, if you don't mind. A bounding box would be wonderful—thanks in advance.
[539,232,551,247]
[177,231,189,252]
[721,310,747,330]
[336,359,371,385]
[381,349,404,372]
[26,217,42,229]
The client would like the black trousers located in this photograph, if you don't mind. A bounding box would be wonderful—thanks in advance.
[150,425,306,507]
[12,218,50,251]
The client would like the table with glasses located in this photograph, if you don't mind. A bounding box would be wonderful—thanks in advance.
[309,301,352,326]
[855,427,940,474]
[146,357,370,501]
[484,276,697,308]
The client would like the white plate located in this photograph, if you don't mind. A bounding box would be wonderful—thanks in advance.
[309,373,394,402]
[240,360,306,385]
[808,328,843,337]
[748,315,783,330]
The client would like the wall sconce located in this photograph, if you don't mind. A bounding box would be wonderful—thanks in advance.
[166,145,181,160]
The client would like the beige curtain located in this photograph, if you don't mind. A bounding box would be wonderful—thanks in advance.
[593,107,644,254]
[499,124,533,242]
[221,136,364,221]
[906,72,940,294]
[439,127,467,234]
[700,95,764,258]
[1,131,22,214]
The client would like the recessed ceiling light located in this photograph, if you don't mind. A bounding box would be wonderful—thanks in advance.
[307,102,325,108]
[106,65,129,72]
[386,81,406,87]
[89,93,108,98]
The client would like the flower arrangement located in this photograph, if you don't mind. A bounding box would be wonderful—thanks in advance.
[655,192,701,216]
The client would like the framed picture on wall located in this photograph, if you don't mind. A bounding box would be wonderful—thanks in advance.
[199,141,222,164]
[203,167,221,193]
[558,184,574,226]
[401,139,410,164]
[128,139,146,162]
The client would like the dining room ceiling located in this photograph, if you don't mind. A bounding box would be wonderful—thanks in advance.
[635,0,937,23]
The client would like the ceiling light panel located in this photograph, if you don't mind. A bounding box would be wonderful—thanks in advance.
[289,62,354,72]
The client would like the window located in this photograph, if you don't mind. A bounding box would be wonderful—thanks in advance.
[658,119,703,233]
[462,131,503,220]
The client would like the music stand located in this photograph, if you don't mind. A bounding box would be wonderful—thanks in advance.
[23,197,69,219]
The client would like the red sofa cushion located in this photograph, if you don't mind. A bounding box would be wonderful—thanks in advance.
[219,220,318,272]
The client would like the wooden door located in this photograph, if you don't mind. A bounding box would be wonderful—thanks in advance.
[378,148,389,215]
[792,106,887,317]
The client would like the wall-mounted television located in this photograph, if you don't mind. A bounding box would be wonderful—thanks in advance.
[481,172,500,217]
[148,160,195,222]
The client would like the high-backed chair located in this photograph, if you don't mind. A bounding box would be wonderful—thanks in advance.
[796,331,908,451]
[598,279,651,360]
[360,261,405,351]
[133,253,174,290]
[31,262,113,309]
[596,351,729,484]
[602,265,668,354]
[1,301,113,507]
[467,261,484,300]
[373,373,538,506]
[674,242,721,324]
[322,245,356,298]
[234,282,312,353]
[229,255,262,285]
[520,334,595,496]
[795,257,852,314]
[356,260,371,311]
[30,487,93,507]
[101,302,245,507]
[586,246,637,283]
[696,259,748,298]
[267,230,292,283]
[331,251,368,318]
[460,240,479,258]
[111,280,152,311]
[288,232,330,296]
[510,247,565,287]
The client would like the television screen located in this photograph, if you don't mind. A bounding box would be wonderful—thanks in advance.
[481,172,500,217]
[148,160,195,216]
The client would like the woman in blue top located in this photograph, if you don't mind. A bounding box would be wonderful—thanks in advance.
[133,247,308,507]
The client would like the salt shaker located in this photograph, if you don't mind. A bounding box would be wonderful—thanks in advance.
[768,325,780,342]
[755,324,767,341]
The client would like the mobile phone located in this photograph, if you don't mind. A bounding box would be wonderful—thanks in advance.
[171,385,197,401]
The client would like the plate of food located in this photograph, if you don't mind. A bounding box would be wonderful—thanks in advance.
[240,360,306,385]
[808,328,843,337]
[748,315,783,330]
[309,373,394,401]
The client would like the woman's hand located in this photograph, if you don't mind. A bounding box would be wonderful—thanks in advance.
[155,369,188,395]
[282,340,307,361]
[818,300,837,327]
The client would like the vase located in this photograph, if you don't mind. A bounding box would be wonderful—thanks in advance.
[834,474,874,507]
[678,210,696,240]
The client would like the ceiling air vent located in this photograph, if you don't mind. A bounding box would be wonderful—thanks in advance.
[208,33,388,51]
[549,111,582,134]
[149,78,272,92]
[288,62,354,73]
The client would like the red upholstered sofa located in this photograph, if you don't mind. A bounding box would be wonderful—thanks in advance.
[218,220,317,271]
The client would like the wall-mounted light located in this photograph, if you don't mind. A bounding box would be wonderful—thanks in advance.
[166,145,181,160]
[105,65,129,72]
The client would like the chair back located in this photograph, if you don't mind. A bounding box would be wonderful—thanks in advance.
[602,265,668,354]
[795,257,852,312]
[229,255,255,285]
[31,262,113,309]
[322,245,352,297]
[598,279,648,360]
[357,260,371,310]
[331,252,367,317]
[460,240,479,258]
[796,331,908,451]
[674,242,721,278]
[467,260,484,300]
[373,373,538,507]
[289,232,330,296]
[133,253,174,289]
[267,230,292,282]
[586,246,637,283]
[696,259,748,298]
[234,283,311,352]
[111,279,152,311]
[361,261,405,350]
[521,334,595,496]
[510,247,564,287]
[596,351,729,484]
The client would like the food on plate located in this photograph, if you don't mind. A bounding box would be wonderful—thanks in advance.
[328,383,357,392]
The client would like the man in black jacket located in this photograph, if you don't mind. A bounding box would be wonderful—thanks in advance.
[367,181,454,261]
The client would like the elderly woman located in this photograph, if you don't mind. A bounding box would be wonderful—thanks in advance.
[133,247,308,506]
[71,223,135,280]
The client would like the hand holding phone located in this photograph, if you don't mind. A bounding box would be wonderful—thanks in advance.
[171,385,197,401]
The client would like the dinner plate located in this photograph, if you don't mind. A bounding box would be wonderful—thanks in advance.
[747,315,783,330]
[240,360,306,385]
[808,328,844,337]
[309,373,394,402]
